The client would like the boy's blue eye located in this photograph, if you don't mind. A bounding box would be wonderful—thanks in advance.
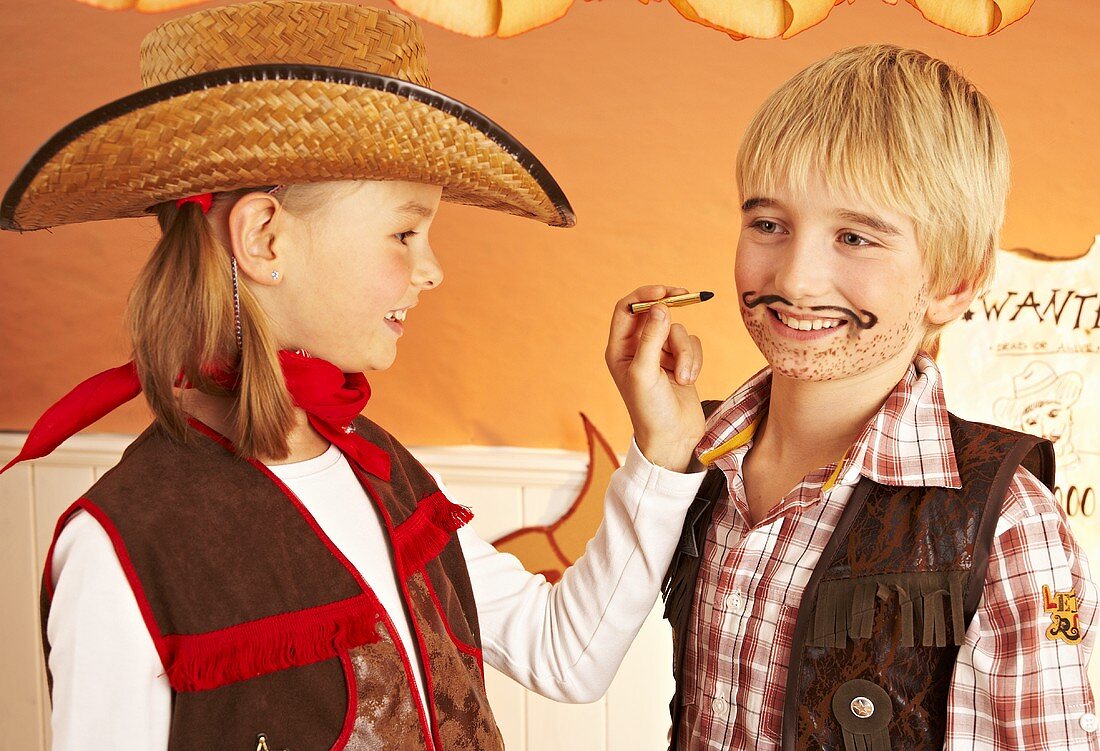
[751,219,782,234]
[395,230,416,244]
[840,232,873,247]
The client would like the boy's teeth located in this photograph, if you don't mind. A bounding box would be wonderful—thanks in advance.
[385,309,407,322]
[776,311,841,331]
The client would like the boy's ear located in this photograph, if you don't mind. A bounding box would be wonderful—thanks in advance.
[228,192,283,286]
[925,277,979,325]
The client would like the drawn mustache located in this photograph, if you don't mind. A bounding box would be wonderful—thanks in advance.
[741,292,879,330]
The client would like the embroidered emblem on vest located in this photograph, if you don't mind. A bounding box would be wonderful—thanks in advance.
[1043,585,1084,644]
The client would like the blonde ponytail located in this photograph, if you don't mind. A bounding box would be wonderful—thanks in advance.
[128,193,295,459]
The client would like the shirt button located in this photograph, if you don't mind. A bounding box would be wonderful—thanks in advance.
[724,590,746,613]
[711,697,727,715]
[1080,713,1098,732]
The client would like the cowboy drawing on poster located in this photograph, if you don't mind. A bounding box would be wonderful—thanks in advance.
[995,362,1085,472]
[939,239,1100,556]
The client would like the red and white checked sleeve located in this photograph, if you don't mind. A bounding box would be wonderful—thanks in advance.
[947,466,1100,750]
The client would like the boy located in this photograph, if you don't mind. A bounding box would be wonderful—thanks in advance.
[663,44,1098,750]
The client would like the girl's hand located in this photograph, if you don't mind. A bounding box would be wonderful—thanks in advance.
[605,285,705,473]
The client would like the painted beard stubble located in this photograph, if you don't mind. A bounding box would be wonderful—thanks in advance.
[739,289,923,381]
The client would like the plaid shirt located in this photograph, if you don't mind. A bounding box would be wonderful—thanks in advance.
[679,354,1099,750]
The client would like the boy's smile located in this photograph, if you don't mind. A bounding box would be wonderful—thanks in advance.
[742,291,879,339]
[735,172,936,382]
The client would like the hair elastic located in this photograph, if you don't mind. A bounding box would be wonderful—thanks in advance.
[176,193,213,213]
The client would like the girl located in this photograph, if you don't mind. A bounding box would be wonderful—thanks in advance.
[1,2,707,750]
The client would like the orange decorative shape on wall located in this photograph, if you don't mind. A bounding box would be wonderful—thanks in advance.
[499,0,575,36]
[68,0,1036,38]
[390,0,500,36]
[664,0,1032,38]
[389,0,574,37]
[74,0,205,10]
[491,414,618,584]
[651,0,747,40]
[905,0,1034,36]
[664,0,839,39]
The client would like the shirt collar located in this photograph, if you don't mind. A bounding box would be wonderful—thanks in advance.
[696,366,771,468]
[695,353,961,490]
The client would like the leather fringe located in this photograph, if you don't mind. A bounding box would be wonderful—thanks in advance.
[809,571,968,649]
[662,491,719,624]
[393,491,473,576]
[662,551,697,624]
[842,727,891,751]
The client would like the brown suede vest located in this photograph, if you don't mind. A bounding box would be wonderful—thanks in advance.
[663,411,1054,751]
[41,417,505,751]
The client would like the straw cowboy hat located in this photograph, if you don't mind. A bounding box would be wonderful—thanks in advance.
[0,0,575,232]
[993,361,1083,426]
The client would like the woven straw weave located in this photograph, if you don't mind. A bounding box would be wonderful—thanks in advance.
[140,1,431,88]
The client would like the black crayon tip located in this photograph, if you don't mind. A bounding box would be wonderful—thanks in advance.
[699,291,715,301]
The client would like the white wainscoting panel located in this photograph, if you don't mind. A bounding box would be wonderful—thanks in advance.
[0,433,675,751]
[0,463,46,751]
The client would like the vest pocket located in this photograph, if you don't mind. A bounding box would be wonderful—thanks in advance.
[810,571,968,650]
[168,657,349,751]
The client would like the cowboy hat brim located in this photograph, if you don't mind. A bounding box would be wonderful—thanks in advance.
[1,64,575,231]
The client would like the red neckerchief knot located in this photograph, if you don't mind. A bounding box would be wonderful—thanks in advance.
[2,351,390,482]
[276,350,390,481]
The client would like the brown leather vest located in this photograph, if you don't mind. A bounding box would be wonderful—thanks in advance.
[41,417,505,751]
[663,411,1054,751]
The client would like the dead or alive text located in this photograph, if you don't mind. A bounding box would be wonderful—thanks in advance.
[995,341,1100,355]
[967,290,1099,330]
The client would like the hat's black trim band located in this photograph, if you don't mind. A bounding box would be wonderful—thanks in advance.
[1,65,575,230]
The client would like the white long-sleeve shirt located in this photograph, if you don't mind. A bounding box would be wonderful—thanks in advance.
[46,439,704,750]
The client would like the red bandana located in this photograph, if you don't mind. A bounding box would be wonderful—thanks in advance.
[2,350,390,481]
[272,349,390,481]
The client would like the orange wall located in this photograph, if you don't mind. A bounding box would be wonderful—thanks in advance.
[1,0,1097,451]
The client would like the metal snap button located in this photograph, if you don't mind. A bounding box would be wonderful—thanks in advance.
[850,696,875,719]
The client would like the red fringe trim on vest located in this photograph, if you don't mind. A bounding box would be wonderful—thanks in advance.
[393,491,473,577]
[162,594,384,692]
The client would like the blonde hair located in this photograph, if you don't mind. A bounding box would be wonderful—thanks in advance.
[736,44,1009,348]
[127,182,343,460]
